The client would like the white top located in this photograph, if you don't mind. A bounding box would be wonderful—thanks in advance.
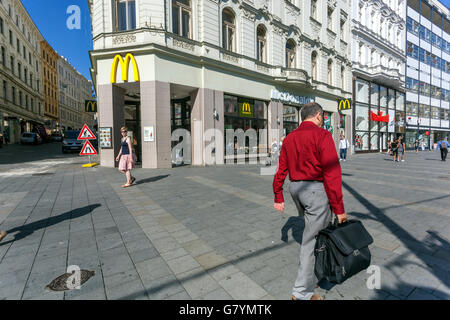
[339,139,349,149]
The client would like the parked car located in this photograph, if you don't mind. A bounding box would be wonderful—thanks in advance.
[50,132,63,142]
[62,130,82,153]
[20,132,42,145]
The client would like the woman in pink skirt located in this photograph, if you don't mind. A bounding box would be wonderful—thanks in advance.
[115,126,136,188]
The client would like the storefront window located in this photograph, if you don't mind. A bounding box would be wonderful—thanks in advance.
[379,107,387,132]
[379,86,387,107]
[355,79,369,103]
[370,132,378,150]
[355,104,369,131]
[396,92,405,111]
[388,89,395,109]
[395,110,405,133]
[369,107,379,132]
[370,84,379,105]
[355,131,369,151]
[283,105,299,136]
[224,95,268,157]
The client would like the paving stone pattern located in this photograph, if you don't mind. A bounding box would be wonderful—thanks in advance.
[0,144,449,300]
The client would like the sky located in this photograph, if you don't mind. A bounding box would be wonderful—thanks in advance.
[21,0,450,84]
[21,0,93,81]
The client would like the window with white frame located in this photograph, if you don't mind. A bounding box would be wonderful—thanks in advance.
[114,0,136,31]
[286,39,296,68]
[172,0,191,38]
[327,6,333,30]
[222,9,235,52]
[257,25,267,63]
[328,59,333,85]
[311,0,317,20]
[341,65,345,90]
[312,51,318,80]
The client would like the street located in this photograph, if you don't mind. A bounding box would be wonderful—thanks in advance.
[0,143,449,300]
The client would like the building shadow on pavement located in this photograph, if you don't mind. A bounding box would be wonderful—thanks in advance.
[0,204,101,246]
[134,175,170,185]
[343,181,450,299]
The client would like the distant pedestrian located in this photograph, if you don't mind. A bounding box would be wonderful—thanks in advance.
[115,126,136,188]
[414,139,419,153]
[391,138,400,162]
[386,139,391,155]
[0,231,6,242]
[273,102,347,301]
[339,135,349,161]
[399,135,406,162]
[421,141,425,151]
[437,138,449,161]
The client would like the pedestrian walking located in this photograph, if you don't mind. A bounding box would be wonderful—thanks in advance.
[414,139,419,153]
[421,141,425,151]
[386,139,391,156]
[437,138,449,161]
[391,138,400,162]
[399,135,406,162]
[339,135,349,161]
[272,102,348,301]
[115,126,136,188]
[0,231,6,242]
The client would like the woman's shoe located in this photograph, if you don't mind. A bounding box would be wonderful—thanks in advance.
[121,183,132,188]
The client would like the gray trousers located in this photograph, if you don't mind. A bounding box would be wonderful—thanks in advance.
[289,180,333,300]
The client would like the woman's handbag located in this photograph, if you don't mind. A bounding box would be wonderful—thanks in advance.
[314,219,373,284]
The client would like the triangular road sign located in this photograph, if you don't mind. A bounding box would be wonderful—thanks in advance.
[78,124,96,140]
[80,140,98,156]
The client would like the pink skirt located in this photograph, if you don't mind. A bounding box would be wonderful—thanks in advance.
[118,154,135,171]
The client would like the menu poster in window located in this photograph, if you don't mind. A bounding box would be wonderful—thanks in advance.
[99,127,112,149]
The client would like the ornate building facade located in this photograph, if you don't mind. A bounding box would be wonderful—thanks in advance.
[351,0,407,152]
[89,0,352,168]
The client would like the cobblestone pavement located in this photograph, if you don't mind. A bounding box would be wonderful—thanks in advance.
[0,143,449,300]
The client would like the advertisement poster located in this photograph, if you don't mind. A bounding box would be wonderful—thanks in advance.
[99,127,112,149]
[324,112,333,134]
[144,126,154,142]
[388,109,395,133]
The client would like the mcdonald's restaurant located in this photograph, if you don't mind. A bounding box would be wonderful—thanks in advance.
[89,51,351,169]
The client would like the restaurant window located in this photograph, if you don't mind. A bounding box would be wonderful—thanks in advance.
[224,95,268,157]
[222,9,236,52]
[286,39,296,68]
[311,51,318,80]
[114,0,136,31]
[257,25,267,63]
[283,105,299,136]
[172,0,191,38]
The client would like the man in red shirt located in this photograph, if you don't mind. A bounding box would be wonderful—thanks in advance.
[273,102,348,301]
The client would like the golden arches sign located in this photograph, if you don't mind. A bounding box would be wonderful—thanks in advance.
[338,99,352,111]
[85,100,97,112]
[110,53,140,84]
[242,102,252,114]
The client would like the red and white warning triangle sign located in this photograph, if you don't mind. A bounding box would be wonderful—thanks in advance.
[80,140,98,156]
[77,124,96,140]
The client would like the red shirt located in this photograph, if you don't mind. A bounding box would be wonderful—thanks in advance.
[273,121,345,215]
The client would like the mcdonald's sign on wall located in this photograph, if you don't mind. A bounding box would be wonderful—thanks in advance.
[338,99,352,111]
[238,98,254,118]
[110,53,140,84]
[85,100,98,112]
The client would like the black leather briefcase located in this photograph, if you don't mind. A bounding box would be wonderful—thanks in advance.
[314,219,373,284]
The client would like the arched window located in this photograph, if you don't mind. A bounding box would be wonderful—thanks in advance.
[328,59,333,85]
[312,52,318,80]
[257,25,267,63]
[286,39,296,68]
[172,0,192,38]
[222,9,236,52]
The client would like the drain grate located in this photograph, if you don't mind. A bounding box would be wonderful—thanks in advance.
[32,172,55,176]
[46,270,95,291]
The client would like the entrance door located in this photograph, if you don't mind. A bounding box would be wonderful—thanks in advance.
[124,102,141,165]
[171,98,191,165]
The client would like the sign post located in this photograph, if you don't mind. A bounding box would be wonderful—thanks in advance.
[78,124,99,167]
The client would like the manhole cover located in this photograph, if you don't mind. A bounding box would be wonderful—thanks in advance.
[46,270,95,291]
[32,172,55,176]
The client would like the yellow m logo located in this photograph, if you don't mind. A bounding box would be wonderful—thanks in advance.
[85,101,97,112]
[110,53,140,84]
[242,102,251,114]
[338,99,351,111]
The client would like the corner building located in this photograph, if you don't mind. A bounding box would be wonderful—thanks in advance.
[405,0,450,149]
[89,0,352,168]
